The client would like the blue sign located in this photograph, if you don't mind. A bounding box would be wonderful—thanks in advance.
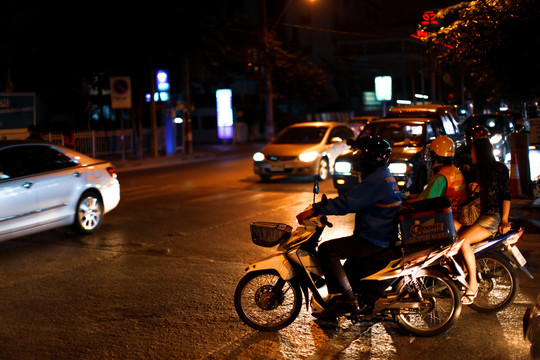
[0,93,36,129]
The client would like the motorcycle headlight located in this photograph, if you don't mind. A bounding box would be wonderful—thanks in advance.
[388,162,409,175]
[299,151,319,162]
[490,133,503,145]
[253,152,265,161]
[334,161,352,174]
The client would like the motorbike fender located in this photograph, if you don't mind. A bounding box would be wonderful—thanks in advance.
[244,254,296,280]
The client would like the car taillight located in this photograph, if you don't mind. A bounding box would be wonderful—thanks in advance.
[107,166,117,178]
[506,229,524,245]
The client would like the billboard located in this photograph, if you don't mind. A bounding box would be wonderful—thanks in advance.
[0,93,36,129]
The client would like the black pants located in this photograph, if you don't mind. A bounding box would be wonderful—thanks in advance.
[317,235,386,295]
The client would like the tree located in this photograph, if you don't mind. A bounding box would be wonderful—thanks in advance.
[426,0,540,104]
[267,38,332,106]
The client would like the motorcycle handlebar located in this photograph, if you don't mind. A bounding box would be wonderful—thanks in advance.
[320,215,333,228]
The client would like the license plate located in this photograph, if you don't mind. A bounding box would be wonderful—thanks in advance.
[270,164,285,172]
[509,245,527,267]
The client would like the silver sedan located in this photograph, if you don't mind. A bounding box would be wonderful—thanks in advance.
[253,122,355,181]
[0,141,120,242]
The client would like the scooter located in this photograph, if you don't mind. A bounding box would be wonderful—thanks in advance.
[234,183,463,337]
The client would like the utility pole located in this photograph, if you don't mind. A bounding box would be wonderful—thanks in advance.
[262,0,274,141]
[184,58,193,154]
[150,69,159,158]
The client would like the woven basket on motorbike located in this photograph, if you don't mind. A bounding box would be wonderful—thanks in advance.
[250,222,293,247]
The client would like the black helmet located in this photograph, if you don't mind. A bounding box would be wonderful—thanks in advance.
[354,136,391,170]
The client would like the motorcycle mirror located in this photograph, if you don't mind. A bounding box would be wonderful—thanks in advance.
[313,179,319,204]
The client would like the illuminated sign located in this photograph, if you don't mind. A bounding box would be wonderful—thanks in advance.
[421,11,438,26]
[216,89,233,139]
[375,76,392,101]
[156,70,170,92]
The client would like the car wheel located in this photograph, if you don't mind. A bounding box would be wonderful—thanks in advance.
[73,191,104,235]
[317,158,329,181]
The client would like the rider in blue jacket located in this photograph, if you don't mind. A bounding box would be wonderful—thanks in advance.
[296,136,402,316]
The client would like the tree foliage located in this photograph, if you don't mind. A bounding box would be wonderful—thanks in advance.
[426,0,540,102]
[267,38,332,106]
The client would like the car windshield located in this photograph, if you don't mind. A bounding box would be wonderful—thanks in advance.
[272,126,328,144]
[361,123,424,147]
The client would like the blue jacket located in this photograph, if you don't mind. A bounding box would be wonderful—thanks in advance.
[313,166,402,248]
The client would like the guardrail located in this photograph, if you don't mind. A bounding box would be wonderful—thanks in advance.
[43,128,166,158]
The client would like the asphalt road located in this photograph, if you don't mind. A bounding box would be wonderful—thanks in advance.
[0,154,538,359]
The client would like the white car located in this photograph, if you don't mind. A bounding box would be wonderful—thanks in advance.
[253,122,355,181]
[0,141,120,242]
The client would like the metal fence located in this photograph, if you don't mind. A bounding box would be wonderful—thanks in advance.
[43,127,166,158]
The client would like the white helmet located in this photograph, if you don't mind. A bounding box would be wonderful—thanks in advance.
[430,135,455,157]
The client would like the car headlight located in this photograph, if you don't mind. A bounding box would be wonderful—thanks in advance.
[388,162,409,175]
[253,152,265,161]
[490,134,503,145]
[334,161,352,174]
[299,151,319,162]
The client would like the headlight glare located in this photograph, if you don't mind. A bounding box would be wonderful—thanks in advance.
[299,151,319,162]
[388,162,408,175]
[490,134,503,145]
[253,152,265,161]
[334,161,352,174]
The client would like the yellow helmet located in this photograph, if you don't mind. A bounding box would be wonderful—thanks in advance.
[430,135,455,157]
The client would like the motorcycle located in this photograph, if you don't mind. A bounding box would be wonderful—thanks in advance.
[234,183,463,337]
[443,223,532,312]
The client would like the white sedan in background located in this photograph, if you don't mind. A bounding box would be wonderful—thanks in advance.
[0,141,120,242]
[253,122,355,181]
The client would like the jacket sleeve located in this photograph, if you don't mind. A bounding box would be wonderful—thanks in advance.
[418,174,447,200]
[313,179,375,216]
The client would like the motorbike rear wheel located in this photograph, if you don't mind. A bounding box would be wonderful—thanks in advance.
[469,251,518,313]
[395,269,462,337]
[234,270,302,331]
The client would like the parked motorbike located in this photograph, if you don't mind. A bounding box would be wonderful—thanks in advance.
[234,183,463,337]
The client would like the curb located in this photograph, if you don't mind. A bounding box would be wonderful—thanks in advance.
[110,152,215,173]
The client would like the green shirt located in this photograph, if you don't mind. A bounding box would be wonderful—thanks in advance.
[418,174,447,199]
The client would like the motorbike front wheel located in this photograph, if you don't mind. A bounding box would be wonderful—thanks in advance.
[234,270,303,331]
[469,251,518,313]
[395,269,462,337]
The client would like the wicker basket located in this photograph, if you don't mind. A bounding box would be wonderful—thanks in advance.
[250,222,293,247]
